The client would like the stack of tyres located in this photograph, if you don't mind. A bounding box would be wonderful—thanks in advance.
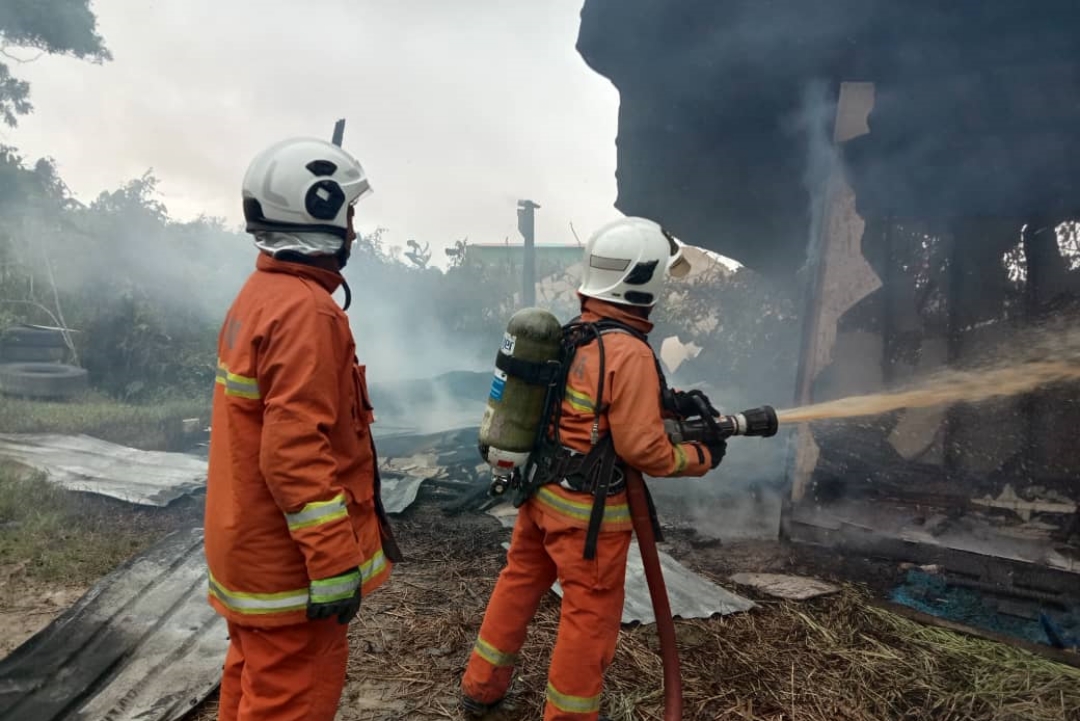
[0,324,67,363]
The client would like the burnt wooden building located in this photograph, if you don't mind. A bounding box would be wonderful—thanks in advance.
[576,0,1080,601]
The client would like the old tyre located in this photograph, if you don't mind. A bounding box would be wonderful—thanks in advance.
[0,325,68,348]
[0,344,66,363]
[0,362,89,400]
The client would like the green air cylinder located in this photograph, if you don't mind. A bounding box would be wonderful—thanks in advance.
[478,307,563,474]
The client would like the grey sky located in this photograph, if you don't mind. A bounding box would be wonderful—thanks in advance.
[4,0,619,266]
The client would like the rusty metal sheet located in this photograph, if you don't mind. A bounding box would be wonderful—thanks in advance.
[0,528,228,721]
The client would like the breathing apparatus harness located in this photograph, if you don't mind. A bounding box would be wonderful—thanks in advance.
[508,314,671,560]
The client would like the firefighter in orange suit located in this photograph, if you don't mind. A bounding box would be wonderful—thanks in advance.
[205,137,401,721]
[461,218,728,721]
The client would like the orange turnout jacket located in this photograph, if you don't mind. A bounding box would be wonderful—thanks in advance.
[530,296,714,533]
[205,253,395,628]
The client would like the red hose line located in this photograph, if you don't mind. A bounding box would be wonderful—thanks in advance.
[625,467,682,720]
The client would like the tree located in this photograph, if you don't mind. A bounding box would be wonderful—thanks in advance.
[0,0,111,126]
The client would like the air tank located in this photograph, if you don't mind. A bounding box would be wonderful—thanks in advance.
[478,307,563,481]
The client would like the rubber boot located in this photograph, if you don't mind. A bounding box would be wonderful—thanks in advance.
[461,694,503,718]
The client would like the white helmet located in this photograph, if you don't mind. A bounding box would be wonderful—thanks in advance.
[577,217,691,307]
[241,137,373,246]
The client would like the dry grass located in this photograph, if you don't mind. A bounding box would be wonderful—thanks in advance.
[186,503,1080,721]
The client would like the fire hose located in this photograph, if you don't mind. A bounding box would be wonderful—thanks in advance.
[625,466,683,720]
[633,403,779,721]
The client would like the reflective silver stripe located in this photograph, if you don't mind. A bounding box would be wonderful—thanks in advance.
[285,494,349,531]
[207,573,307,615]
[589,255,630,272]
[310,570,361,603]
[546,682,601,714]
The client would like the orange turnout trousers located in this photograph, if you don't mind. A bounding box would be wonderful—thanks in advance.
[463,501,632,721]
[462,297,713,720]
[216,619,348,721]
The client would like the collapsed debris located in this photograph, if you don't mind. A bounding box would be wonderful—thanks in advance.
[729,572,840,601]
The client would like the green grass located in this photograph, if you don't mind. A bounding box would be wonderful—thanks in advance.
[0,390,210,583]
[0,391,210,449]
[0,462,201,584]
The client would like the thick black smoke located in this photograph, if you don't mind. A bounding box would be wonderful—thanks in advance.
[577,0,1080,281]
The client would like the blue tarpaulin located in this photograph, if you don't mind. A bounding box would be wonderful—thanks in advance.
[890,569,1080,650]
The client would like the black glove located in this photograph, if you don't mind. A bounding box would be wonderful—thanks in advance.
[706,438,727,469]
[671,389,720,419]
[307,568,362,624]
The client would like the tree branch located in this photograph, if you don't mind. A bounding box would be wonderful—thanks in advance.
[38,242,79,365]
[0,47,45,64]
[0,298,65,329]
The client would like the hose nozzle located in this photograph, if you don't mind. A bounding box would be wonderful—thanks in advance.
[664,405,779,444]
[722,405,779,438]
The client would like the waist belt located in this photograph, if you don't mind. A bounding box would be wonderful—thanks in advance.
[548,446,626,496]
[525,433,633,560]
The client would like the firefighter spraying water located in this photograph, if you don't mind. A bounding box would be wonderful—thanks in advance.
[478,308,780,499]
[466,216,785,721]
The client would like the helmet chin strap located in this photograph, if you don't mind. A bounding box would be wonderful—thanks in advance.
[334,244,352,310]
[339,277,352,311]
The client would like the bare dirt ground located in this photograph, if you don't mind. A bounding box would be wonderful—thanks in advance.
[0,563,87,658]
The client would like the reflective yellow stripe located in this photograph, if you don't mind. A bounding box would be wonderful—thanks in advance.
[310,569,360,603]
[472,636,518,668]
[546,682,601,714]
[673,444,688,474]
[207,572,308,615]
[215,361,261,399]
[564,386,595,413]
[534,486,630,525]
[285,494,349,531]
[209,548,388,617]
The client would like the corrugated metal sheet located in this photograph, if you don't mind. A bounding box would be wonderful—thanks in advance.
[0,527,227,721]
[379,471,426,515]
[0,433,429,514]
[0,433,207,507]
[501,540,754,625]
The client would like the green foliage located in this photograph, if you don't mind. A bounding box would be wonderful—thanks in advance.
[0,0,111,126]
[0,136,797,415]
[0,462,197,583]
[0,150,246,402]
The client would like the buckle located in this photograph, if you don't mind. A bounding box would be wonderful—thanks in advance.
[559,466,625,497]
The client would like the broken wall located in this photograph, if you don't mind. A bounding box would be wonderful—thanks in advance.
[788,83,1080,573]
